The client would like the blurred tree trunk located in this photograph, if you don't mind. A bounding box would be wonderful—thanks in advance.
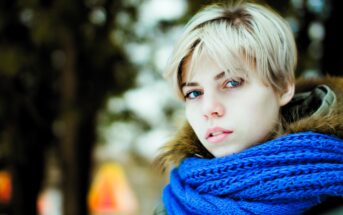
[322,0,343,76]
[0,0,136,214]
[59,28,80,215]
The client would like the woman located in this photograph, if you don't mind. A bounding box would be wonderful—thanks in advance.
[155,1,343,214]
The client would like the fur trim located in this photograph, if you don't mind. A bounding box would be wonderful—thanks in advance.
[154,122,212,172]
[283,76,343,138]
[155,76,343,171]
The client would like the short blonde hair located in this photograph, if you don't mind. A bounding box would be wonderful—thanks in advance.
[165,1,297,99]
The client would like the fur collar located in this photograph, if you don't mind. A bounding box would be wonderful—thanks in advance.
[155,76,343,171]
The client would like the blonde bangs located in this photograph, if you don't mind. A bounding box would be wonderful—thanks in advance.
[165,2,297,99]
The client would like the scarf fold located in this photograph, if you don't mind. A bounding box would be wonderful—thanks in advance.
[163,132,343,215]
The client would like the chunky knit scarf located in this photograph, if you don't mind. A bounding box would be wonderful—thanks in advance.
[163,132,343,215]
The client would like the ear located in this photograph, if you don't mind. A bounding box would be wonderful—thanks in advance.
[279,82,295,106]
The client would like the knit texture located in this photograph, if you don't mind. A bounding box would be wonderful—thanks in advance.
[162,132,343,215]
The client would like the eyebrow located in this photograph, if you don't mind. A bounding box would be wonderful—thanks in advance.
[214,71,226,80]
[181,71,226,89]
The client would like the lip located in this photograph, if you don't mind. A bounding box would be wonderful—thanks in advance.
[205,127,233,144]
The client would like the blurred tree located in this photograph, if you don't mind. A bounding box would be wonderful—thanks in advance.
[0,0,137,214]
[322,0,343,76]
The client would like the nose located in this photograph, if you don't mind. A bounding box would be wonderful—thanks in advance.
[203,95,225,120]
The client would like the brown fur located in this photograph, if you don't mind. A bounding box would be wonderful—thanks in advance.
[284,76,343,138]
[154,76,343,171]
[154,122,213,172]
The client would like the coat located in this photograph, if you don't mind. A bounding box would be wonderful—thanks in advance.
[154,76,343,215]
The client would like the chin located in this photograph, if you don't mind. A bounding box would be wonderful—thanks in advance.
[213,150,235,158]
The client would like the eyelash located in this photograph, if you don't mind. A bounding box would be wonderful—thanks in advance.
[184,90,203,100]
[224,78,244,88]
[183,78,245,100]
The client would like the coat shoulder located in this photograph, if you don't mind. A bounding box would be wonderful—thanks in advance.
[283,76,343,139]
[153,202,168,215]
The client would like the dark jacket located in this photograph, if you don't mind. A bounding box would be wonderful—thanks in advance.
[154,76,343,215]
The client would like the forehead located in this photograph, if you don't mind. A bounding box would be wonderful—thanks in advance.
[180,48,252,83]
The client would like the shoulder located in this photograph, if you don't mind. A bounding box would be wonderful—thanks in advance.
[281,76,343,139]
[154,122,212,172]
[153,202,167,215]
[304,196,343,215]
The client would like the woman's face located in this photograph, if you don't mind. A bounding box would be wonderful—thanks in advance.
[181,52,292,157]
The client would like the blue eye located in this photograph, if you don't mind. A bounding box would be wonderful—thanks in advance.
[185,90,202,99]
[226,79,243,88]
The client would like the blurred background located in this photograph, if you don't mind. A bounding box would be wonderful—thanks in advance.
[0,0,342,214]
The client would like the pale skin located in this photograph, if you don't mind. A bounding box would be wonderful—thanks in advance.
[181,52,295,157]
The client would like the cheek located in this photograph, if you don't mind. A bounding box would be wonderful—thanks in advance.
[185,105,198,127]
[237,92,280,130]
[185,105,204,138]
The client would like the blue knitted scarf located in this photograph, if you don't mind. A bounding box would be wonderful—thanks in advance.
[163,132,343,215]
